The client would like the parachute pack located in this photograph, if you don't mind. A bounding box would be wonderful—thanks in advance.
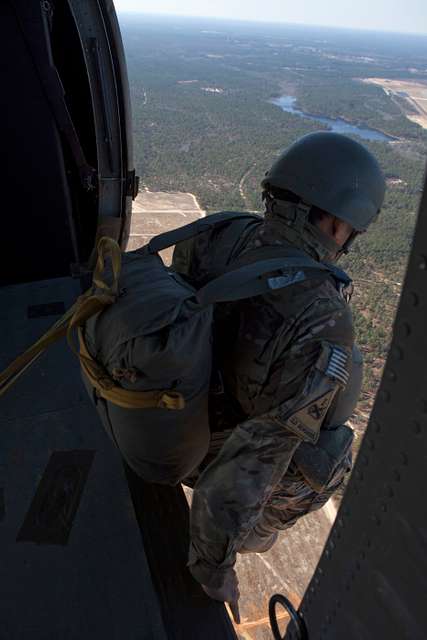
[0,212,336,485]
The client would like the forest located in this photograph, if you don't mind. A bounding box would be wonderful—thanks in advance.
[119,14,427,434]
[294,79,427,140]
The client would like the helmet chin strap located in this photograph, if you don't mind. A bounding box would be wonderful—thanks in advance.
[335,229,361,260]
[263,193,343,262]
[263,189,363,262]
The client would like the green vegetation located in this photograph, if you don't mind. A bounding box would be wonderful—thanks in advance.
[120,16,426,419]
[128,50,322,211]
[296,79,427,140]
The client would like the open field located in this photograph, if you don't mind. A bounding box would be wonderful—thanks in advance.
[362,78,427,129]
[126,189,205,262]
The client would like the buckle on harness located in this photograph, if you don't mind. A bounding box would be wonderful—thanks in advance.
[158,392,185,410]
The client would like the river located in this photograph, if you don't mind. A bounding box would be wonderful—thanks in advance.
[272,95,396,142]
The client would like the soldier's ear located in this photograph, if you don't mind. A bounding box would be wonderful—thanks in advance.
[333,217,353,247]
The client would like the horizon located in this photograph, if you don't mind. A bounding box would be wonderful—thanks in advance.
[117,11,427,39]
[114,3,427,37]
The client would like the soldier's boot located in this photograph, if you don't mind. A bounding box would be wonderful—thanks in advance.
[237,530,279,554]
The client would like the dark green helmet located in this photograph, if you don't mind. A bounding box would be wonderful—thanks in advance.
[261,132,386,232]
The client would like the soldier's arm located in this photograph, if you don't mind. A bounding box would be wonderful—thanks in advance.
[188,295,354,588]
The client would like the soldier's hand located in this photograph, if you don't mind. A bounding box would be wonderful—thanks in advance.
[201,569,241,624]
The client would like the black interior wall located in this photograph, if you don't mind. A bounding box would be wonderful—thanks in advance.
[49,1,99,264]
[1,2,77,286]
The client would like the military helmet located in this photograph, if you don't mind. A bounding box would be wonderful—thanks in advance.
[261,132,386,232]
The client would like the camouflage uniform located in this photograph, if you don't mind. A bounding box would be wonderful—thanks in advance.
[173,201,358,589]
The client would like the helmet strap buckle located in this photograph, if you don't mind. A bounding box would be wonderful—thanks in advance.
[338,229,361,258]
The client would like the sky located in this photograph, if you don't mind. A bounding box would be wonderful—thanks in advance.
[114,0,427,35]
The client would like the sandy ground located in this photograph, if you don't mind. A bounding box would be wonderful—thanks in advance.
[362,78,427,129]
[130,190,337,638]
[126,188,205,262]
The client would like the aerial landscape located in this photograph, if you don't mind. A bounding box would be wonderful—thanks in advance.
[118,13,427,637]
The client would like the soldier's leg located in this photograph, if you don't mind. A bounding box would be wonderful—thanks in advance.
[237,463,311,553]
[237,456,350,554]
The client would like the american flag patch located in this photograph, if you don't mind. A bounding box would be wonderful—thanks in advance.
[326,347,350,387]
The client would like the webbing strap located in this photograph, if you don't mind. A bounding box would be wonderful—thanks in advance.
[0,296,86,397]
[196,257,331,306]
[0,237,185,410]
[147,211,259,254]
[92,236,122,296]
[78,331,184,410]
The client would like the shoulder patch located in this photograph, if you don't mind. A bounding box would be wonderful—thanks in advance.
[276,389,337,444]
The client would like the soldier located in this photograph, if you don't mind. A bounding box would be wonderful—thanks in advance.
[172,132,385,618]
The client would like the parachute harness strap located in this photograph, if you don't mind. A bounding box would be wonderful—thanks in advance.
[66,236,122,391]
[0,237,185,411]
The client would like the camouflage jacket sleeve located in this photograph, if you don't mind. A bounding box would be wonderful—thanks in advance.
[188,416,301,587]
[188,291,354,588]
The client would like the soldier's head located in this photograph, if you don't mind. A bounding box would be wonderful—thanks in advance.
[261,132,386,261]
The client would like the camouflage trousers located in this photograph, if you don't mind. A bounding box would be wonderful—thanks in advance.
[237,455,350,551]
[183,431,351,554]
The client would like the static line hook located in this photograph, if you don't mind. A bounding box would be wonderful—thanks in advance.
[269,594,309,640]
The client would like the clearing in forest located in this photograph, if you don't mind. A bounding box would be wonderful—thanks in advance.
[127,189,205,262]
[361,78,427,129]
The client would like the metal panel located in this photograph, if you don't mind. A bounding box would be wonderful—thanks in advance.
[125,466,238,640]
[0,277,166,640]
[283,169,427,639]
[16,450,96,545]
[68,0,135,246]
